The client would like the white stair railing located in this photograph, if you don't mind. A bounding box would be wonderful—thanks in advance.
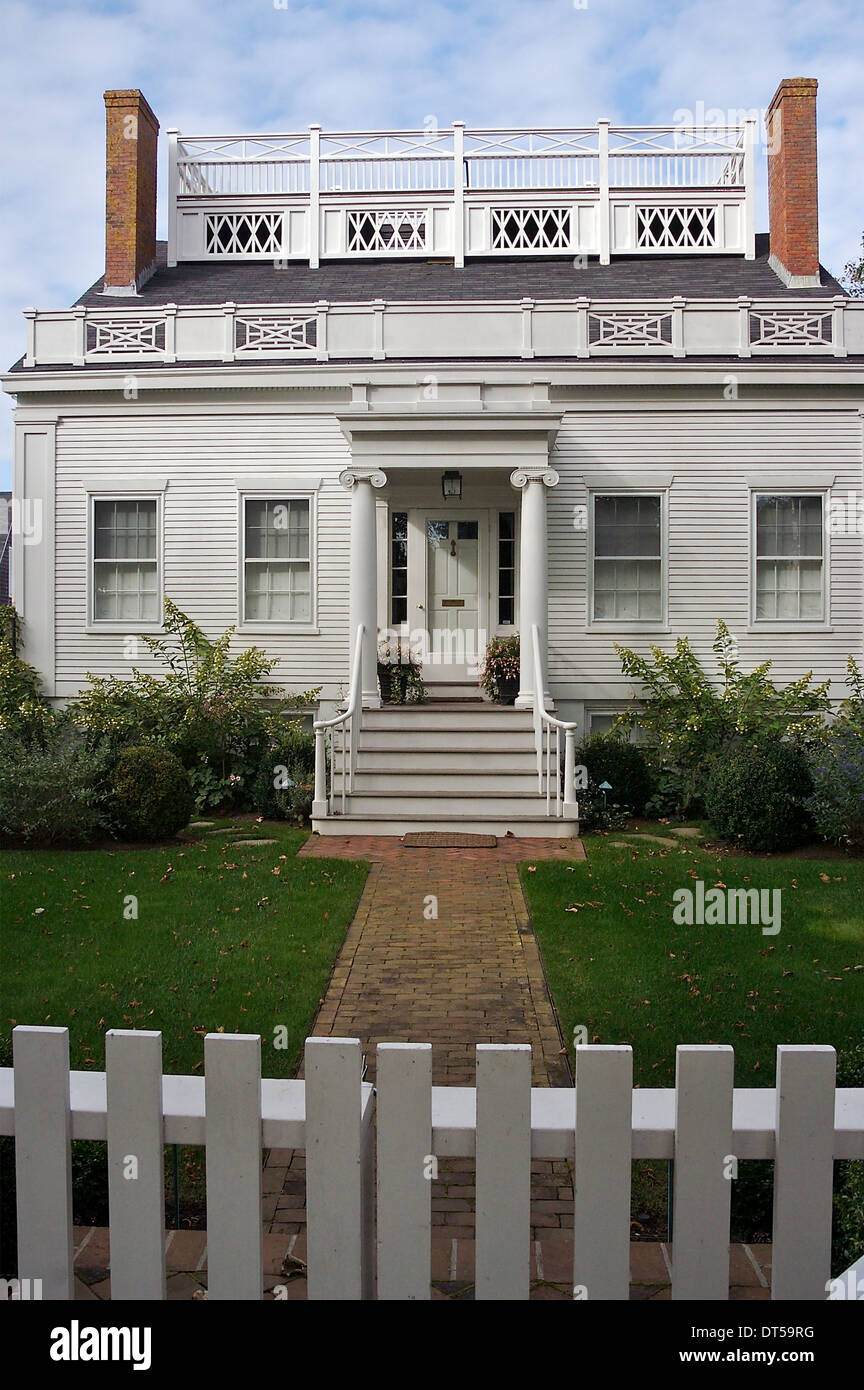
[530,623,578,819]
[312,624,364,817]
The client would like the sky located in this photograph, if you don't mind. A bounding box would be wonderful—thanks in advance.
[1,0,863,487]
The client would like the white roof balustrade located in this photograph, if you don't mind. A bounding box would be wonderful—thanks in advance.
[166,121,757,268]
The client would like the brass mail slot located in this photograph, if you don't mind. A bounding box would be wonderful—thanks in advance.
[441,599,465,607]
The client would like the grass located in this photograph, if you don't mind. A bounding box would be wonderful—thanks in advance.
[522,824,864,1244]
[522,826,864,1088]
[1,819,368,1077]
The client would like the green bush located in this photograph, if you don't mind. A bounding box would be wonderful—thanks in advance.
[704,738,813,852]
[575,734,654,816]
[0,606,58,745]
[0,730,117,845]
[833,1042,864,1277]
[251,719,316,823]
[616,621,830,814]
[807,660,864,851]
[112,745,194,841]
[73,599,319,811]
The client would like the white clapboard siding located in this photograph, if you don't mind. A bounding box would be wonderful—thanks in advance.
[475,1043,532,1300]
[549,406,863,699]
[53,412,352,695]
[12,1026,75,1300]
[572,1044,633,1300]
[376,1043,432,1301]
[106,1029,166,1300]
[671,1045,735,1300]
[204,1032,264,1300]
[771,1045,837,1301]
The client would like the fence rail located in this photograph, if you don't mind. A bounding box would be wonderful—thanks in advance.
[2,1028,863,1300]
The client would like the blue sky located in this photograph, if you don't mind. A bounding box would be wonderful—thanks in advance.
[2,0,863,487]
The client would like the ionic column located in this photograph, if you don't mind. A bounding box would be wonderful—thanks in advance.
[510,467,559,708]
[339,468,387,708]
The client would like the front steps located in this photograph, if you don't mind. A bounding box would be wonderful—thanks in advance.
[312,703,579,838]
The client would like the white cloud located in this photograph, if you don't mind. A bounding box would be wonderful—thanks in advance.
[1,0,862,484]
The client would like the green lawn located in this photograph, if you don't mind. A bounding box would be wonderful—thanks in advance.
[1,821,368,1077]
[522,829,864,1089]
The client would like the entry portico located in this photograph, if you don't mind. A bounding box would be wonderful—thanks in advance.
[337,404,563,707]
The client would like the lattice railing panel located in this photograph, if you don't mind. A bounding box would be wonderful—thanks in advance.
[490,207,572,250]
[750,312,833,347]
[234,316,317,353]
[204,212,283,255]
[346,209,428,253]
[589,312,673,347]
[635,205,718,249]
[86,320,166,357]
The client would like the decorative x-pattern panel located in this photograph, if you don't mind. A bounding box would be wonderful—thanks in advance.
[636,205,717,249]
[346,209,427,252]
[589,312,673,347]
[205,212,283,255]
[235,316,317,353]
[490,207,571,250]
[751,312,832,347]
[87,320,165,356]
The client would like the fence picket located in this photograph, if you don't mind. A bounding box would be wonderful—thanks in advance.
[204,1033,263,1300]
[771,1044,836,1300]
[475,1043,532,1300]
[671,1045,734,1300]
[12,1025,75,1299]
[376,1043,432,1300]
[106,1029,166,1300]
[305,1037,367,1300]
[573,1045,633,1300]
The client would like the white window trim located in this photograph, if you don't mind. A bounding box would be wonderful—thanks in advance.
[748,486,831,632]
[587,488,669,631]
[85,487,165,633]
[237,489,319,634]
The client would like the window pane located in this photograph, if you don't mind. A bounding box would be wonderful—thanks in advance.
[594,558,661,621]
[756,496,823,558]
[427,520,449,544]
[244,560,311,622]
[245,499,309,560]
[392,511,408,540]
[457,521,478,540]
[94,562,158,621]
[595,495,660,557]
[94,499,156,560]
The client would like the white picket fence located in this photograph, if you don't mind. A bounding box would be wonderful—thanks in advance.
[2,1028,863,1301]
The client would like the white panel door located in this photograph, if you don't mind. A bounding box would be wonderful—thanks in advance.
[422,513,488,683]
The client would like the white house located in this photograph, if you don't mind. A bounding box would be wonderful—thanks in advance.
[4,79,863,836]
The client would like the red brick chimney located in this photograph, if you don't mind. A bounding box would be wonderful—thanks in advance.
[103,90,159,295]
[766,77,820,287]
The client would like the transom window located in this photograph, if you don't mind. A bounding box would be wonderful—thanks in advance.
[592,494,662,622]
[92,498,159,622]
[754,494,824,622]
[243,497,311,623]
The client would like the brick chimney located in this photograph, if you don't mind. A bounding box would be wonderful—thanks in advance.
[103,90,159,295]
[766,77,820,288]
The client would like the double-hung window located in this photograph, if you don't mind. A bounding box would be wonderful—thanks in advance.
[243,497,312,624]
[592,494,663,623]
[91,497,160,623]
[753,494,825,623]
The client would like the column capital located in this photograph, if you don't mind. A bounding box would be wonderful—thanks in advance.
[339,468,387,491]
[510,467,559,489]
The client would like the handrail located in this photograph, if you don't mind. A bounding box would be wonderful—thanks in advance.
[530,623,578,819]
[313,623,364,816]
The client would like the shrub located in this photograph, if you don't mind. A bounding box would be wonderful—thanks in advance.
[0,606,58,745]
[807,660,864,851]
[833,1042,864,1277]
[74,599,320,810]
[251,719,316,823]
[703,738,813,852]
[112,745,194,841]
[0,730,117,845]
[575,734,654,816]
[616,621,830,813]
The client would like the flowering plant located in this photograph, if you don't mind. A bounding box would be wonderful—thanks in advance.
[479,635,520,702]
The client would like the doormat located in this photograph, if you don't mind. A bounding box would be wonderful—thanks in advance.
[401,832,498,848]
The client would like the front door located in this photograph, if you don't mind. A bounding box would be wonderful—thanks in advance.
[422,513,488,684]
